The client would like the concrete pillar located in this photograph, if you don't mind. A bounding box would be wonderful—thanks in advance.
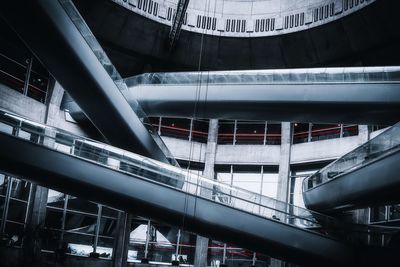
[276,122,292,204]
[23,81,65,264]
[194,119,218,267]
[113,212,131,267]
[353,125,370,225]
[272,122,292,267]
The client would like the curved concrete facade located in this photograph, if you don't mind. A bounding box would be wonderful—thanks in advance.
[74,0,400,75]
[111,0,376,37]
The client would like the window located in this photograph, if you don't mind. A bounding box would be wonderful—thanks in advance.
[265,123,281,145]
[191,119,209,143]
[293,123,309,144]
[160,118,191,140]
[235,120,265,145]
[311,124,341,141]
[218,120,235,144]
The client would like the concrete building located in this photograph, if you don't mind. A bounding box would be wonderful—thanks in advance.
[0,0,399,267]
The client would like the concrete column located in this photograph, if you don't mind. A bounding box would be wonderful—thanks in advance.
[276,122,292,204]
[23,81,65,265]
[194,119,218,267]
[113,212,131,267]
[353,125,370,225]
[272,122,292,267]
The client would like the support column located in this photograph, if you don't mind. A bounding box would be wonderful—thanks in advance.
[194,119,218,267]
[23,81,65,265]
[276,122,292,204]
[272,122,292,267]
[113,212,131,267]
[353,125,370,225]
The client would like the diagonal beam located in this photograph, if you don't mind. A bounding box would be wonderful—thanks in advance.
[168,0,190,49]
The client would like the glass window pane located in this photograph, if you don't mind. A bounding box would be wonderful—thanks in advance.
[235,121,265,145]
[266,123,281,145]
[45,208,64,229]
[293,123,309,144]
[261,173,279,198]
[0,174,9,196]
[160,118,191,140]
[311,124,341,141]
[370,206,386,223]
[0,122,13,134]
[97,237,114,259]
[64,212,97,234]
[10,179,31,201]
[99,217,117,237]
[389,205,400,221]
[67,197,98,215]
[47,190,66,209]
[343,124,358,137]
[232,172,261,194]
[7,199,27,223]
[5,222,24,246]
[218,120,235,144]
[64,232,94,257]
[192,119,209,143]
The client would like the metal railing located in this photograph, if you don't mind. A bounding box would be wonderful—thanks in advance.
[124,66,400,87]
[303,122,400,192]
[58,0,177,166]
[0,109,399,246]
[0,109,329,232]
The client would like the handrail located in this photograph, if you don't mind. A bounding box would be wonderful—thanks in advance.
[303,122,400,192]
[124,66,400,87]
[0,108,329,231]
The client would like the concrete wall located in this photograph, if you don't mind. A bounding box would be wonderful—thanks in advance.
[163,134,362,166]
[0,83,47,122]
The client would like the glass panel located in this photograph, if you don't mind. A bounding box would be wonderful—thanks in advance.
[64,211,97,234]
[218,120,235,144]
[0,122,13,134]
[42,228,62,251]
[160,118,191,140]
[97,237,114,259]
[192,119,209,143]
[232,170,262,194]
[128,218,148,262]
[266,123,281,145]
[0,174,8,196]
[64,232,94,256]
[5,222,24,246]
[235,121,265,145]
[0,52,27,94]
[67,197,98,215]
[47,190,66,209]
[293,123,309,144]
[7,199,27,223]
[0,195,5,219]
[261,173,279,199]
[102,206,119,219]
[342,124,358,137]
[10,178,31,201]
[27,59,49,103]
[124,67,400,86]
[370,206,386,223]
[99,217,117,237]
[45,207,64,229]
[304,122,399,191]
[389,205,400,221]
[0,109,343,240]
[311,124,341,141]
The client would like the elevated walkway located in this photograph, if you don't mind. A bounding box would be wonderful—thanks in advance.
[303,123,400,212]
[67,67,400,125]
[0,109,358,267]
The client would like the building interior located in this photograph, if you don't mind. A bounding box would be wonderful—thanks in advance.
[0,0,400,266]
